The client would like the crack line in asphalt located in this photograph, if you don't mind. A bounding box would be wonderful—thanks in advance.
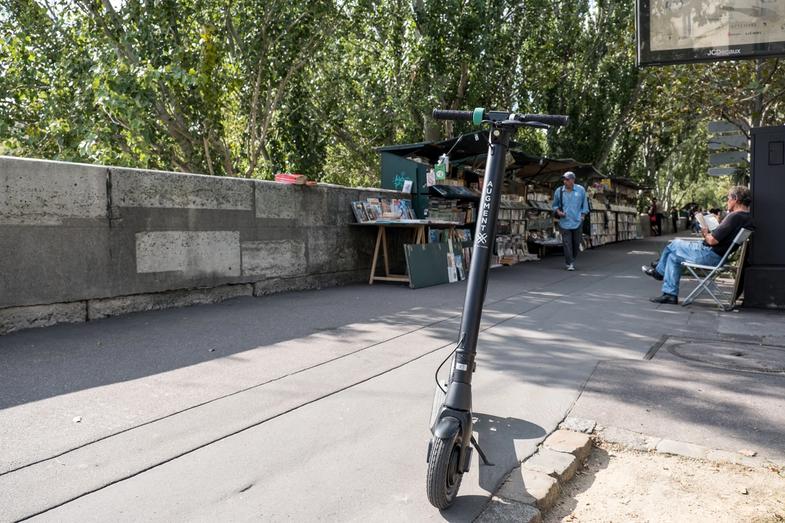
[16,265,625,520]
[644,335,670,360]
[3,270,581,480]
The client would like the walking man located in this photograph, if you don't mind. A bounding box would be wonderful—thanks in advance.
[552,171,589,271]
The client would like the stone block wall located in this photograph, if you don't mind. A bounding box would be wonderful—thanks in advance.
[0,156,401,334]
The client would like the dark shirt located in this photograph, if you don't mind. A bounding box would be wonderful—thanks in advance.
[707,210,754,255]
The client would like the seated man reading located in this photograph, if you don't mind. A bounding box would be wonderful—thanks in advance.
[641,186,753,304]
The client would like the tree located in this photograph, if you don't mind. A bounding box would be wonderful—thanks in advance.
[71,0,340,177]
[3,0,784,199]
[0,0,96,160]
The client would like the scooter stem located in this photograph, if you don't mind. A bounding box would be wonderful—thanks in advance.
[444,125,513,412]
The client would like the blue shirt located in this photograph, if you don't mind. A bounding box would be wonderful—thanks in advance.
[552,184,589,230]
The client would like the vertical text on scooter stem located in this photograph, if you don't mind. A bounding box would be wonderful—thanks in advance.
[477,181,494,246]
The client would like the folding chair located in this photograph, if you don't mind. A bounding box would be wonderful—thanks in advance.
[681,228,753,311]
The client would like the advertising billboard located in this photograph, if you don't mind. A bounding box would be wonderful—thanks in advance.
[637,0,785,66]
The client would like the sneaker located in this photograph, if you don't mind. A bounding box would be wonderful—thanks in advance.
[641,265,663,281]
[650,293,678,304]
[567,264,575,271]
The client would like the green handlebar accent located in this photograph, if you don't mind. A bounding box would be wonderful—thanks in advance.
[472,108,485,126]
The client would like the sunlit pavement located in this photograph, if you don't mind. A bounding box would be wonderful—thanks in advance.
[1,233,781,522]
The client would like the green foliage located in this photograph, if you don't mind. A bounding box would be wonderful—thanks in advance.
[0,1,95,161]
[2,0,785,206]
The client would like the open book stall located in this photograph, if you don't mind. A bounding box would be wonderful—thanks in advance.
[350,194,468,288]
[377,135,546,275]
[506,158,643,252]
[373,136,643,287]
[505,151,595,258]
[495,163,554,265]
[584,177,642,248]
[373,137,481,287]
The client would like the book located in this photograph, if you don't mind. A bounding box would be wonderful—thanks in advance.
[390,199,401,219]
[274,172,307,185]
[353,197,418,222]
[446,251,457,282]
[695,212,720,232]
[463,246,472,269]
[363,202,379,220]
[454,254,465,280]
[446,237,458,282]
[426,169,436,187]
[351,201,369,223]
[398,199,416,219]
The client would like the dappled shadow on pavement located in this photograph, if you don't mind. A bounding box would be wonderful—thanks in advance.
[0,283,465,410]
[0,255,597,411]
[0,238,658,413]
[571,352,785,460]
[2,235,779,476]
[0,245,634,474]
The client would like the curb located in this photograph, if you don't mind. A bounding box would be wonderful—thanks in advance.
[588,420,785,471]
[475,429,592,523]
[561,415,785,470]
[474,416,785,522]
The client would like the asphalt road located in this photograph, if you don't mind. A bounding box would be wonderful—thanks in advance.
[1,235,776,522]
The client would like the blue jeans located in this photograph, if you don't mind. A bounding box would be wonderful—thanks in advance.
[655,239,721,296]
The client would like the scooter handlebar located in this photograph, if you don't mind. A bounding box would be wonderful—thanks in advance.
[432,108,569,127]
[516,113,569,126]
[432,109,475,121]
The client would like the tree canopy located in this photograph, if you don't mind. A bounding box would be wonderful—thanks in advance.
[2,0,784,209]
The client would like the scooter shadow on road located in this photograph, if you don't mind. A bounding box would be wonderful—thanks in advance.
[472,412,547,494]
[438,495,490,521]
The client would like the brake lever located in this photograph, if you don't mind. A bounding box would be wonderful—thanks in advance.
[493,119,551,129]
[523,121,550,129]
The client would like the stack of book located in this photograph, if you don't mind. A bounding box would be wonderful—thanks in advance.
[428,198,475,224]
[275,172,316,185]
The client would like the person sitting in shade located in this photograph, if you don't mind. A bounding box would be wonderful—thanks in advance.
[641,186,753,304]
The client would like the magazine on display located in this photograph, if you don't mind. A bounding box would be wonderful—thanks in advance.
[351,201,369,223]
[351,197,423,223]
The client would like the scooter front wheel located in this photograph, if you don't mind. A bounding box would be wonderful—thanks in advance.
[426,432,463,509]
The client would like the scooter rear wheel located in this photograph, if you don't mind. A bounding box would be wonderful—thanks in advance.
[426,432,463,509]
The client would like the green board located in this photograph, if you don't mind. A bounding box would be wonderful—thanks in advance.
[404,243,450,289]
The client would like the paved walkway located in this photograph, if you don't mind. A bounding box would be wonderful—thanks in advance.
[0,234,782,522]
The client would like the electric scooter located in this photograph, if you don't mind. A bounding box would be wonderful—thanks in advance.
[426,108,568,510]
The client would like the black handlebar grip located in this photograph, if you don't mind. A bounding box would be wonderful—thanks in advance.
[519,114,569,126]
[432,109,475,121]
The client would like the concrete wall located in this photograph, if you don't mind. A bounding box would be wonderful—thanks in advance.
[0,156,401,334]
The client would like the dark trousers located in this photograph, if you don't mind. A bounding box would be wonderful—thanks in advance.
[560,226,582,265]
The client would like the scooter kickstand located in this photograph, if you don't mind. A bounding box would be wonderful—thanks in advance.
[470,435,494,466]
